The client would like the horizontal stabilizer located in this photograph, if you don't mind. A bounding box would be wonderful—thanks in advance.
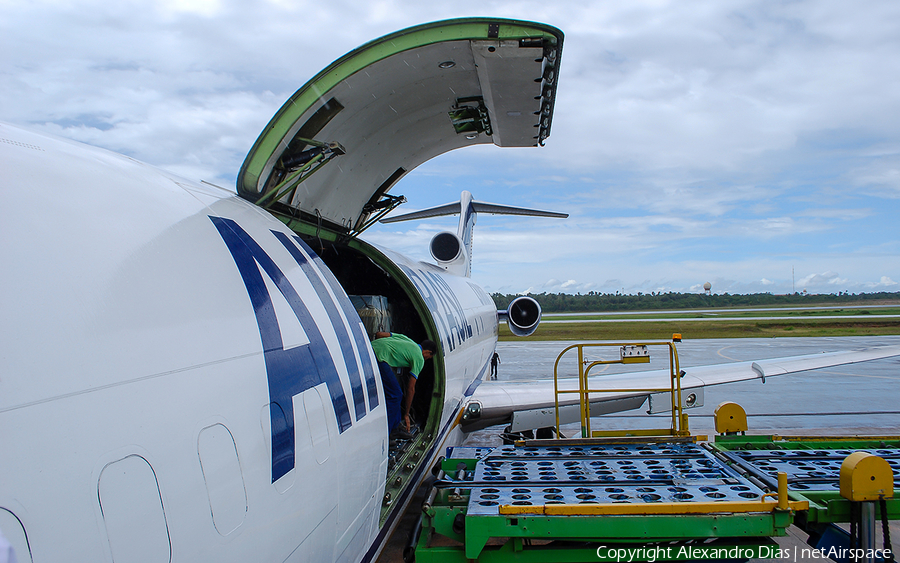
[471,201,568,218]
[381,199,567,223]
[381,190,566,277]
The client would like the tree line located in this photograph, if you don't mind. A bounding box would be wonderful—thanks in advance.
[490,291,900,313]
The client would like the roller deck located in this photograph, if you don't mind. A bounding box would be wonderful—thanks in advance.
[413,436,898,562]
[415,440,799,561]
[710,434,900,549]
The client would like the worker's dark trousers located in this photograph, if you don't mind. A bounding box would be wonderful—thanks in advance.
[378,361,402,431]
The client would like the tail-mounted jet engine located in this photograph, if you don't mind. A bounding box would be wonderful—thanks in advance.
[430,231,467,273]
[499,295,542,337]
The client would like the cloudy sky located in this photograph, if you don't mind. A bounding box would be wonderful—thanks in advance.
[3,1,899,296]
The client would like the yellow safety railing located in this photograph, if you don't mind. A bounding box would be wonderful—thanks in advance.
[552,342,688,439]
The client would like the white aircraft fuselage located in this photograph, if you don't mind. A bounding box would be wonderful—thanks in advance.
[0,120,500,562]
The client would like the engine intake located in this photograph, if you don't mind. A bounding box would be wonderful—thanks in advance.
[499,296,541,337]
[430,232,468,276]
[431,232,463,262]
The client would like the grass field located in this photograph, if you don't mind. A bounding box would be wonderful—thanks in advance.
[541,306,900,321]
[500,304,900,341]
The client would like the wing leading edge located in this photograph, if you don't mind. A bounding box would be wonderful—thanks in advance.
[461,344,900,432]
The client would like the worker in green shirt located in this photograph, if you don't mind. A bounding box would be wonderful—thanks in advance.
[372,331,437,436]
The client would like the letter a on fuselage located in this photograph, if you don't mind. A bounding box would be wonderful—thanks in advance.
[209,217,377,482]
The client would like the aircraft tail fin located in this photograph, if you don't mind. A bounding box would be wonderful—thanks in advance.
[381,191,567,277]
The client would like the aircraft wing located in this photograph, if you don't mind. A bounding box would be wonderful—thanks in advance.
[461,344,900,432]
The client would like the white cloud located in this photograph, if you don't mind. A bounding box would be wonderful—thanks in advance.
[867,276,899,289]
[797,271,850,290]
[157,0,223,17]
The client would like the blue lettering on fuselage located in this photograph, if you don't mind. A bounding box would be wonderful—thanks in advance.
[272,231,379,416]
[399,265,472,353]
[285,234,380,411]
[210,217,375,482]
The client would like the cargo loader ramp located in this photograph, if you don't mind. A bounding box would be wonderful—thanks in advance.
[412,343,806,562]
[413,440,804,562]
[410,342,897,562]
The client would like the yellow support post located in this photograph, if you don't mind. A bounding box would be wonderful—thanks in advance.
[578,344,588,438]
[778,472,789,511]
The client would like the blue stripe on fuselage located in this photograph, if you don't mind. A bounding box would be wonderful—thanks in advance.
[289,235,380,411]
[272,231,368,421]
